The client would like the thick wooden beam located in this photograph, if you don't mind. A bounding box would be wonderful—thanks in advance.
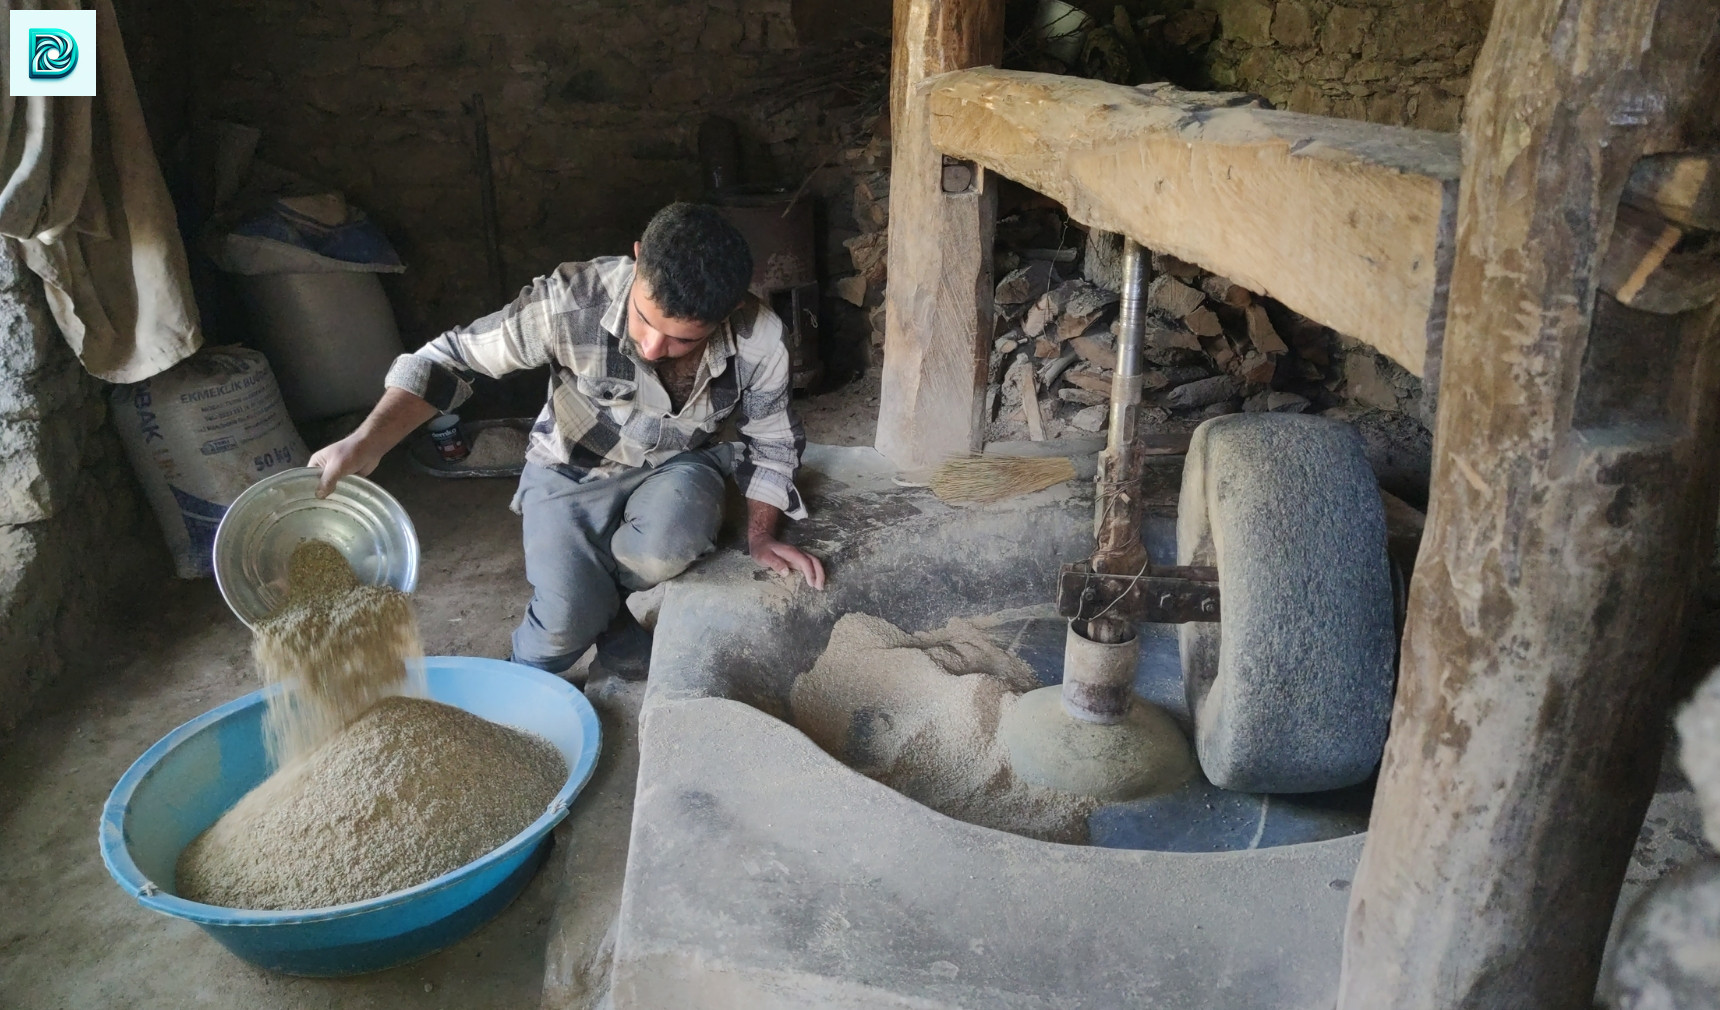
[873,0,1003,468]
[1337,0,1720,1006]
[1625,152,1720,231]
[924,69,1460,378]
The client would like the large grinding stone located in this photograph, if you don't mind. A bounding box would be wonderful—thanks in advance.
[1177,413,1397,793]
[999,686,1194,801]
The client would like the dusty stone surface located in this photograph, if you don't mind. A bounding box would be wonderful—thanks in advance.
[624,467,1356,1006]
[616,695,1365,1009]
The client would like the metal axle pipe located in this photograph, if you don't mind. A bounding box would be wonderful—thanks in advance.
[1066,236,1150,719]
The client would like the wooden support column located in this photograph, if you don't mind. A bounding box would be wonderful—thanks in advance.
[874,0,1003,468]
[1337,2,1720,1008]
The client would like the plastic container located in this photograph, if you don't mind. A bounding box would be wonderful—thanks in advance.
[234,271,405,423]
[111,346,310,579]
[212,467,419,629]
[98,656,601,977]
[426,414,468,461]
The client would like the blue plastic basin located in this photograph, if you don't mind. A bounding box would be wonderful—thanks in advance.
[98,656,602,977]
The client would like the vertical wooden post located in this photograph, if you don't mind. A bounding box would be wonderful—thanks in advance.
[874,0,1004,468]
[1337,2,1720,1008]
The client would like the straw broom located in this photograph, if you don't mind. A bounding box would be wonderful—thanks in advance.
[928,454,1098,504]
[921,432,1193,504]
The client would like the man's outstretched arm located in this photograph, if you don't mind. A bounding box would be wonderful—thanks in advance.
[307,268,576,496]
[307,387,439,497]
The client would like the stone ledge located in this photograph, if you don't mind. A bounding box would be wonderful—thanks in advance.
[613,696,1362,1009]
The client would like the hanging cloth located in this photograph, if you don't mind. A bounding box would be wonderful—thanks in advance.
[0,0,200,382]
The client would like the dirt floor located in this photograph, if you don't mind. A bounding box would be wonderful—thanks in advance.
[796,368,881,447]
[0,374,1710,1009]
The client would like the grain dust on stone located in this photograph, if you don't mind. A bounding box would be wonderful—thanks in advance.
[176,696,567,910]
[789,613,1099,843]
[254,540,425,765]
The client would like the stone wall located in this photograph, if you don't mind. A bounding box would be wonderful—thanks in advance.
[1191,0,1493,131]
[0,244,163,736]
[165,0,885,347]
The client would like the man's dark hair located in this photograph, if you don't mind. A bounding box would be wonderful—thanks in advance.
[636,203,754,323]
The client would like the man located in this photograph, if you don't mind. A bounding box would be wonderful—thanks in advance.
[310,202,825,676]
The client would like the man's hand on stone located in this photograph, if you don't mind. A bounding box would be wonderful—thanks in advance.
[750,537,826,590]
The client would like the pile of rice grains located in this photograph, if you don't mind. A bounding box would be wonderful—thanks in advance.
[176,541,565,910]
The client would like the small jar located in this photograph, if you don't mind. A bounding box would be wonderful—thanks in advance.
[427,414,468,462]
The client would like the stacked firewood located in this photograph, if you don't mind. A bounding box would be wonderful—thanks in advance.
[830,131,892,354]
[987,246,1332,441]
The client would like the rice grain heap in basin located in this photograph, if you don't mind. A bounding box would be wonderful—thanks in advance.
[463,426,530,468]
[253,540,424,764]
[176,696,567,909]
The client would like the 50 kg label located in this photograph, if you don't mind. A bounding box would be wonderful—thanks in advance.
[253,445,295,472]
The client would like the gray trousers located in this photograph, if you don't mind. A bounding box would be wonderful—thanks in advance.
[510,448,728,672]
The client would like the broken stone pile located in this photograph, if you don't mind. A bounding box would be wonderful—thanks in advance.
[830,130,891,354]
[987,248,1325,441]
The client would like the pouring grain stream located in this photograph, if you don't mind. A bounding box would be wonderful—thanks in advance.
[253,540,425,765]
[174,539,569,910]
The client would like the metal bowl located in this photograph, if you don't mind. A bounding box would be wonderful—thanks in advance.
[213,468,419,628]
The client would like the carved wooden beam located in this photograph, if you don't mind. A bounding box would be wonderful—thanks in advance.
[924,68,1460,379]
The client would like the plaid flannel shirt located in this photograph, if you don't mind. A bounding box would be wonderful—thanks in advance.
[384,256,807,519]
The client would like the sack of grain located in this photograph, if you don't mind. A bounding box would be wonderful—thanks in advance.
[111,346,308,578]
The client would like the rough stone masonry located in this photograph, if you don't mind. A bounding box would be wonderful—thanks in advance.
[123,0,876,347]
[1193,0,1492,131]
[0,243,160,735]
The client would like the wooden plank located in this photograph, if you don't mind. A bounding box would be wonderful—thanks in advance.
[1624,151,1720,230]
[873,0,1004,469]
[923,69,1460,378]
[1013,352,1045,440]
[1597,201,1720,314]
[1336,1,1720,1006]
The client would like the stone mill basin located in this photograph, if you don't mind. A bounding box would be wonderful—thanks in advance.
[611,447,1366,1010]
